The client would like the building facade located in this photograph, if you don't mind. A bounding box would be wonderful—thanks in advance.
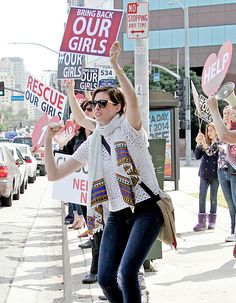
[115,0,236,84]
[0,57,36,121]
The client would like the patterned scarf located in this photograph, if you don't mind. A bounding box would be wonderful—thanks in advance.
[88,114,140,209]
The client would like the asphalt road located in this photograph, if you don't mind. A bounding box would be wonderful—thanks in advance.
[0,175,58,303]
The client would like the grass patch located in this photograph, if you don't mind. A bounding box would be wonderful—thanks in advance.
[191,188,228,209]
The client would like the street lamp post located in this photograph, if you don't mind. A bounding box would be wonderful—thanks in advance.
[8,42,59,54]
[168,0,191,166]
[176,46,184,76]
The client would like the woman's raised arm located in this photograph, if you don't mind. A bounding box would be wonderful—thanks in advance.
[110,41,141,130]
[66,80,96,131]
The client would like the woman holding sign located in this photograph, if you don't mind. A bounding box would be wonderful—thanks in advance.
[193,124,219,232]
[45,41,164,302]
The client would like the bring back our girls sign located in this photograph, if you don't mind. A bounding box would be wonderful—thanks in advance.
[60,7,124,57]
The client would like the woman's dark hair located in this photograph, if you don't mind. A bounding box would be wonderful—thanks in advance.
[92,86,125,115]
[204,123,216,145]
[80,99,92,111]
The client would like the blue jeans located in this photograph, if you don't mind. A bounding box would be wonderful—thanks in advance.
[218,168,236,234]
[199,177,219,214]
[72,203,83,216]
[98,201,163,303]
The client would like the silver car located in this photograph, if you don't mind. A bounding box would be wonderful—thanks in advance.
[0,145,21,207]
[0,143,28,194]
[13,143,37,183]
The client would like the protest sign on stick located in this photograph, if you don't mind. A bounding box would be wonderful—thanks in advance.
[24,75,67,120]
[60,7,124,57]
[194,95,213,124]
[201,40,233,97]
[52,153,88,205]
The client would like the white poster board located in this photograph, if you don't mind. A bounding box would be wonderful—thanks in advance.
[52,153,88,205]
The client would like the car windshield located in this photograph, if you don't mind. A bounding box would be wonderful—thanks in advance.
[16,146,28,154]
[14,137,32,147]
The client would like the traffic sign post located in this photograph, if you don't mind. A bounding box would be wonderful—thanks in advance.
[127,2,149,39]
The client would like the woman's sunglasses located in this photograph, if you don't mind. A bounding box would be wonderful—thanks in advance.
[84,107,93,112]
[91,99,116,108]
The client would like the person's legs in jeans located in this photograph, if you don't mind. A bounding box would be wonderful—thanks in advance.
[119,204,163,303]
[229,174,236,234]
[209,178,219,214]
[98,204,163,303]
[199,178,210,213]
[98,209,132,303]
[64,202,74,224]
[218,169,236,234]
[90,230,103,275]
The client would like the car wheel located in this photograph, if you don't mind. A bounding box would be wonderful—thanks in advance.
[28,176,34,183]
[40,167,46,176]
[1,194,13,207]
[20,181,25,194]
[13,187,20,200]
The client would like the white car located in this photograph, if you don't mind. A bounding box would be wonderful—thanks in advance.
[0,143,28,194]
[13,143,37,183]
[0,145,21,206]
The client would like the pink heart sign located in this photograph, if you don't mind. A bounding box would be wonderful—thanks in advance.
[201,40,233,97]
[54,119,75,148]
[32,115,60,151]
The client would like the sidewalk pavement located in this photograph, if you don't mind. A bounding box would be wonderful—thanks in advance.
[68,159,236,303]
[6,160,236,303]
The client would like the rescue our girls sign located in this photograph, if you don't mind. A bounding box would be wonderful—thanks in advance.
[52,153,88,205]
[24,75,66,120]
[60,7,124,57]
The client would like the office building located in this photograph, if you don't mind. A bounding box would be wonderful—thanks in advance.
[115,0,236,83]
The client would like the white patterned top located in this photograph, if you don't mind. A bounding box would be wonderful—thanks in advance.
[72,119,160,212]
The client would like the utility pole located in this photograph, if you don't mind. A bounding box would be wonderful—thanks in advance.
[184,4,191,166]
[134,0,149,136]
[168,0,191,166]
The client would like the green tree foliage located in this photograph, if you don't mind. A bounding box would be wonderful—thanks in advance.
[123,63,206,145]
[0,106,29,131]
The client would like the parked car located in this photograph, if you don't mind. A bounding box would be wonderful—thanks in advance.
[13,143,37,183]
[12,136,33,146]
[33,147,46,176]
[0,145,21,207]
[0,138,9,142]
[12,136,46,176]
[5,130,18,141]
[0,143,28,194]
